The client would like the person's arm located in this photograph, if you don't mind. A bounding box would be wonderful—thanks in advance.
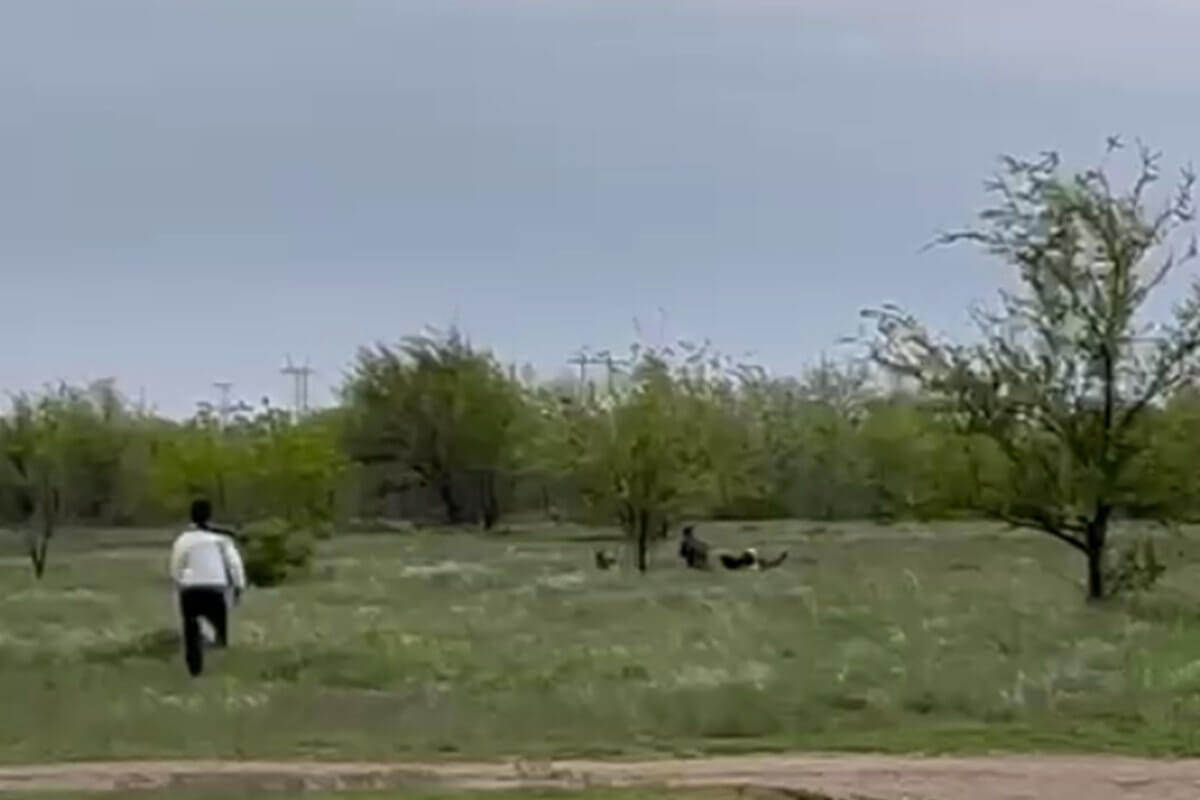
[220,537,247,595]
[168,536,186,585]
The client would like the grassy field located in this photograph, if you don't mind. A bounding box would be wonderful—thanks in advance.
[4,520,1200,763]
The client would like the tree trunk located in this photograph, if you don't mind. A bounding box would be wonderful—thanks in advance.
[1085,506,1112,602]
[28,533,48,579]
[29,474,55,580]
[1086,545,1105,601]
[479,470,499,530]
[438,475,462,524]
[636,509,649,573]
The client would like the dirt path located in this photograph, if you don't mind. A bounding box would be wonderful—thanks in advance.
[2,754,1200,799]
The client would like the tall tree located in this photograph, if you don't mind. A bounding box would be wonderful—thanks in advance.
[343,328,522,528]
[0,392,70,578]
[861,141,1200,600]
[553,345,711,571]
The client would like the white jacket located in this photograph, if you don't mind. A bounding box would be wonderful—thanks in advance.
[169,527,247,592]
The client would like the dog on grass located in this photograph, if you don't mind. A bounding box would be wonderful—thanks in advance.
[680,526,787,572]
[718,546,788,571]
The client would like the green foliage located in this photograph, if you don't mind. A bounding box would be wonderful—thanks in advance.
[0,395,56,577]
[862,140,1200,600]
[0,381,138,577]
[1105,536,1168,597]
[239,517,316,587]
[549,345,720,570]
[243,407,349,527]
[343,328,523,528]
[149,402,348,527]
[148,412,249,520]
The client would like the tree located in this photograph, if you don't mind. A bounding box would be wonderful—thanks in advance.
[553,345,712,571]
[861,140,1200,600]
[672,344,767,519]
[1124,386,1200,521]
[790,360,873,519]
[343,328,523,528]
[55,380,139,524]
[244,405,349,529]
[149,408,250,521]
[0,392,71,579]
[737,375,808,517]
[149,400,347,528]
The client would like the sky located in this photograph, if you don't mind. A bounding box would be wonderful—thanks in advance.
[2,0,1200,418]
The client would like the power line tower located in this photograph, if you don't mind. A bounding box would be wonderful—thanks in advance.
[281,355,315,420]
[593,349,630,395]
[568,349,629,400]
[567,350,607,400]
[212,381,234,428]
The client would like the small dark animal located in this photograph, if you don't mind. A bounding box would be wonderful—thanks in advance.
[594,549,619,570]
[679,525,710,570]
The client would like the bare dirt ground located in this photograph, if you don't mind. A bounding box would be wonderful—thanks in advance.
[2,754,1200,799]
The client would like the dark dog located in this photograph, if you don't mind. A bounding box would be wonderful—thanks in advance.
[594,549,619,570]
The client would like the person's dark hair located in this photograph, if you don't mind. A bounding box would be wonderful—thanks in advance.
[190,498,212,528]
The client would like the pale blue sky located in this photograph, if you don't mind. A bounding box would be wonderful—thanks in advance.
[2,0,1199,417]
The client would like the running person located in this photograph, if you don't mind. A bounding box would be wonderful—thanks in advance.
[168,498,247,676]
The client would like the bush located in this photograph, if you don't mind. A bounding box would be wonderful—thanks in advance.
[239,517,316,587]
[1105,536,1167,598]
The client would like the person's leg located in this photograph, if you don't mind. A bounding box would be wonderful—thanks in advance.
[208,589,229,649]
[194,588,228,650]
[179,589,204,677]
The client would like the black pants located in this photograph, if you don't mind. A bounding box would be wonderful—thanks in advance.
[178,586,228,677]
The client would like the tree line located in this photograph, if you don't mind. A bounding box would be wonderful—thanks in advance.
[4,140,1200,600]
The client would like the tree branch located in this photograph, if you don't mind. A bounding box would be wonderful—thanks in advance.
[999,512,1090,554]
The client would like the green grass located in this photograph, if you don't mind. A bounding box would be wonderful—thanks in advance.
[4,519,1200,763]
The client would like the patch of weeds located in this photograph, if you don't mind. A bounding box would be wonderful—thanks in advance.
[83,628,180,664]
[1106,537,1167,598]
[258,649,398,690]
[902,690,939,716]
[1120,593,1200,625]
[620,664,651,682]
[823,692,870,712]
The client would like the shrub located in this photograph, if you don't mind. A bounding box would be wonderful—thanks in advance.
[1104,536,1167,598]
[239,517,316,587]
